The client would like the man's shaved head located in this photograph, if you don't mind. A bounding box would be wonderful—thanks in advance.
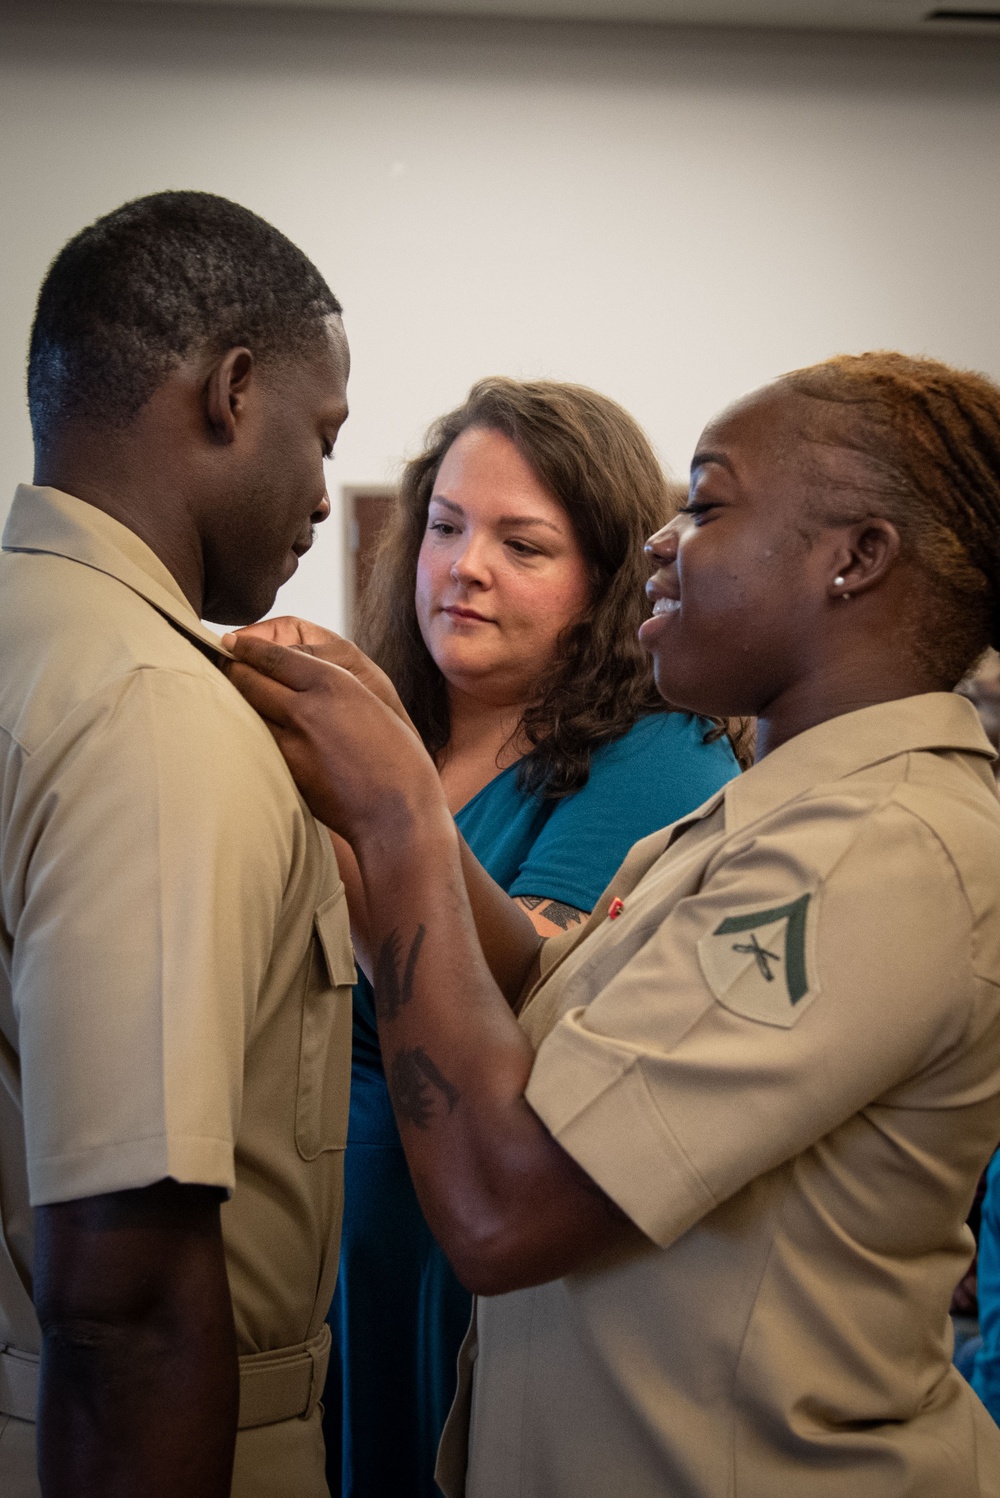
[28,191,342,452]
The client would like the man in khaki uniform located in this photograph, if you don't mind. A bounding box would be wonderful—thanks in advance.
[438,693,1000,1496]
[0,193,352,1496]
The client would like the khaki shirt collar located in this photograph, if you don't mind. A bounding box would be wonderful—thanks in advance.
[3,484,232,660]
[724,693,996,835]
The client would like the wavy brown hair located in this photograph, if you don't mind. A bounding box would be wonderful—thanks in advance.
[357,377,745,797]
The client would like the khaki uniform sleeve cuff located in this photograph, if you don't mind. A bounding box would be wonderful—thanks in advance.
[524,1011,716,1248]
[28,1133,236,1207]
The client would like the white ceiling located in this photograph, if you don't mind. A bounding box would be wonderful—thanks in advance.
[102,0,1000,34]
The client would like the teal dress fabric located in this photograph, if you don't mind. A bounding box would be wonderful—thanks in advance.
[972,1151,1000,1422]
[323,713,740,1496]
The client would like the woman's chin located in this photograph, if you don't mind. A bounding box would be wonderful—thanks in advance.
[432,646,484,675]
[434,652,512,695]
[650,661,724,719]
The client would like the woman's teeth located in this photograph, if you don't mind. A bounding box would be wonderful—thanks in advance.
[652,598,681,616]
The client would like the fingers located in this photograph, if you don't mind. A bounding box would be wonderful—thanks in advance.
[222,618,303,650]
[222,616,343,651]
[229,633,338,690]
[223,621,281,649]
[288,618,344,649]
[225,660,300,728]
[225,636,369,737]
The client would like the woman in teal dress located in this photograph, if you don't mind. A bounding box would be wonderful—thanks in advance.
[319,379,744,1495]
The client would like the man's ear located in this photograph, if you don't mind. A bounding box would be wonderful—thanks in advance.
[827,518,902,601]
[204,347,254,446]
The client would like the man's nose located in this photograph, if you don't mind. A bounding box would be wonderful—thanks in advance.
[312,491,332,525]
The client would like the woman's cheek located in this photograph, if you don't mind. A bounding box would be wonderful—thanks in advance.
[413,566,438,646]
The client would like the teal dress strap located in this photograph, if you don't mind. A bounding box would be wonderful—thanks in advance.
[324,714,739,1496]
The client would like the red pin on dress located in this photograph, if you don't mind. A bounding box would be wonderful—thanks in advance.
[608,897,624,920]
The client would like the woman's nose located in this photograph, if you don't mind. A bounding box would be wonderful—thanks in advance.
[451,538,489,584]
[644,520,680,565]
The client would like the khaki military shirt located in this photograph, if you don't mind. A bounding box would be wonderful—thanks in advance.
[441,693,1000,1498]
[0,485,354,1377]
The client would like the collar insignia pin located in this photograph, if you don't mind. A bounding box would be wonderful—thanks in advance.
[608,897,624,920]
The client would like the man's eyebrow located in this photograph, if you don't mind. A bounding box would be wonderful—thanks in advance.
[690,450,736,476]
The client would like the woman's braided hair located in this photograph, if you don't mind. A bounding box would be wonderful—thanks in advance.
[782,351,1000,687]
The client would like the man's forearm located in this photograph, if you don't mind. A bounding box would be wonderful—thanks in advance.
[39,1313,238,1498]
[35,1183,238,1498]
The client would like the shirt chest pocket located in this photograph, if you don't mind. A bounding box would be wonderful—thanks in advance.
[295,887,357,1161]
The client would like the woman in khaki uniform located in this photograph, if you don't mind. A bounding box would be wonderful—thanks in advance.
[229,352,1000,1496]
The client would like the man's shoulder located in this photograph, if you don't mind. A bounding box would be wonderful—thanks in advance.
[0,549,244,757]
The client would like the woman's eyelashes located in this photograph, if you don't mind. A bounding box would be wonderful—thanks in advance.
[676,499,721,523]
[426,520,546,561]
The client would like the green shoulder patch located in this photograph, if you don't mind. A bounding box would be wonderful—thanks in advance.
[697,892,818,1028]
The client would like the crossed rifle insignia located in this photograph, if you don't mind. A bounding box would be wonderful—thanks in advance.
[729,931,781,982]
[711,893,811,1005]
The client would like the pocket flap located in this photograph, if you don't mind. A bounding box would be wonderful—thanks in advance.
[314,886,357,988]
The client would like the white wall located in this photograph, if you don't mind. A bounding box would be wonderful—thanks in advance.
[2,3,999,631]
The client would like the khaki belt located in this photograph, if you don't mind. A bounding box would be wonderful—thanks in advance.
[238,1322,330,1429]
[0,1323,331,1430]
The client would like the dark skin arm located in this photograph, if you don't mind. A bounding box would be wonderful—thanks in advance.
[226,617,543,1002]
[34,1180,238,1498]
[227,638,633,1295]
[331,820,543,1005]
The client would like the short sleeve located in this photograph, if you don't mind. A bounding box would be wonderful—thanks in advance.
[508,714,738,911]
[524,797,982,1249]
[7,667,297,1206]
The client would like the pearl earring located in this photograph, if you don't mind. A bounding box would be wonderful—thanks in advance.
[834,575,851,601]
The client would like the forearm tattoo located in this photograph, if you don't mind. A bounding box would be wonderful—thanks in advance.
[389,1047,460,1130]
[520,897,584,931]
[373,924,426,1021]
